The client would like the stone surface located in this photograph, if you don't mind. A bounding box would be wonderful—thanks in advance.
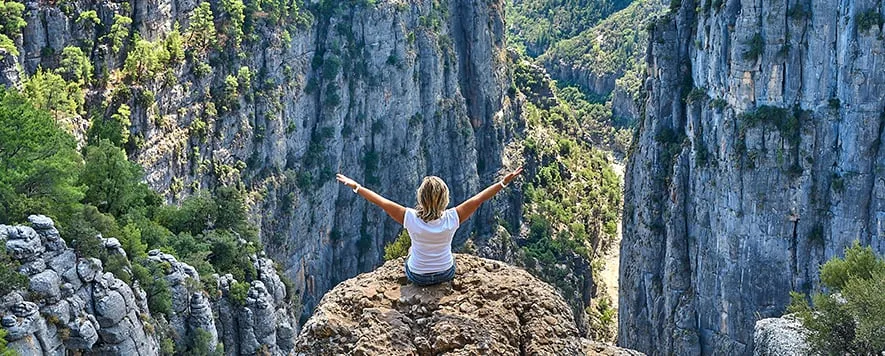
[753,316,810,356]
[0,217,296,356]
[620,1,885,355]
[296,254,642,355]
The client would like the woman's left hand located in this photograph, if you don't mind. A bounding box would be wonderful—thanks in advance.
[336,174,360,190]
[502,166,524,185]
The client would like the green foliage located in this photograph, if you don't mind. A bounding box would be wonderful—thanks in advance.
[0,241,27,296]
[107,14,133,54]
[790,242,885,355]
[164,23,185,64]
[0,0,26,39]
[383,230,411,261]
[23,68,84,119]
[787,4,810,21]
[740,105,801,144]
[124,35,170,83]
[857,9,883,33]
[188,328,221,356]
[58,46,92,85]
[0,34,15,57]
[220,0,246,47]
[820,241,885,291]
[540,0,661,97]
[80,140,154,216]
[87,104,131,147]
[506,0,632,56]
[743,33,765,61]
[229,281,249,306]
[187,2,218,53]
[0,88,83,224]
[0,325,18,356]
[77,10,100,26]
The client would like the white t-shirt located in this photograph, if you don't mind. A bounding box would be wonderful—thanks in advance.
[404,207,460,274]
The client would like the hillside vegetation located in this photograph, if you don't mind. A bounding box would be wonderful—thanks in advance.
[506,0,632,57]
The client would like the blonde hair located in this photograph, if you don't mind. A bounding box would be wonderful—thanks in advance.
[415,176,450,222]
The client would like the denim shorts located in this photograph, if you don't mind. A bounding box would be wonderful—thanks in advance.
[404,259,456,286]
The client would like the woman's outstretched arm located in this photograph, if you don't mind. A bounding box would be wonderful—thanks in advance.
[455,167,523,224]
[336,174,406,225]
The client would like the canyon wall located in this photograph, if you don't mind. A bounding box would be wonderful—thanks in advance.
[0,0,515,321]
[620,0,885,354]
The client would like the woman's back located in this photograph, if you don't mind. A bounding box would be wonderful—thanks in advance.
[403,207,459,274]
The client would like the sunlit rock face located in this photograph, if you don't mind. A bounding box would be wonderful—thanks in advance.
[620,1,885,355]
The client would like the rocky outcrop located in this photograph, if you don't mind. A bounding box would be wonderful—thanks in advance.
[296,253,642,355]
[0,216,297,355]
[0,0,517,324]
[1,216,158,356]
[753,316,810,356]
[621,0,885,355]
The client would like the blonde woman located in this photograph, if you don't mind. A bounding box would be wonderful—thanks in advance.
[336,167,524,286]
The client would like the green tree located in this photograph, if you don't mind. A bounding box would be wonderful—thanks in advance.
[23,68,83,119]
[0,88,83,224]
[789,242,885,355]
[187,2,218,53]
[164,23,185,64]
[124,35,170,83]
[107,14,132,53]
[0,0,25,34]
[0,0,23,58]
[219,0,246,47]
[383,230,411,261]
[57,46,92,85]
[79,139,152,216]
[87,104,131,147]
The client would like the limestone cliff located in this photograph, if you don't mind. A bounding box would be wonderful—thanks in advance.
[620,0,885,355]
[0,0,515,322]
[0,216,297,355]
[295,253,643,355]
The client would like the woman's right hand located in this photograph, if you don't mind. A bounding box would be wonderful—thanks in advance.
[502,166,524,185]
[336,174,360,190]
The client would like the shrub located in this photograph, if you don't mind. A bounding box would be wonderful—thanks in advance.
[857,9,883,33]
[789,242,885,354]
[229,281,250,306]
[0,243,27,296]
[384,230,411,261]
[743,33,764,61]
[107,14,132,53]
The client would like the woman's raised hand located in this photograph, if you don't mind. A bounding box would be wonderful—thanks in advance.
[502,166,524,185]
[336,173,360,189]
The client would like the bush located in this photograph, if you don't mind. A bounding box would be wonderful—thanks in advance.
[789,242,885,354]
[743,33,764,61]
[0,243,27,296]
[857,9,883,33]
[229,281,250,306]
[384,230,411,261]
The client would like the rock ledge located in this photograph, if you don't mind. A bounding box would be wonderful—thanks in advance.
[296,254,642,355]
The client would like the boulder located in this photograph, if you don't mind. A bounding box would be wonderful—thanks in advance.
[754,316,810,356]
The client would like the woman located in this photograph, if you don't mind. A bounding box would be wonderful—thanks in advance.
[336,167,523,286]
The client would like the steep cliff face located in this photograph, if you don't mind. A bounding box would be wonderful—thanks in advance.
[0,0,513,321]
[621,0,885,354]
[1,216,298,355]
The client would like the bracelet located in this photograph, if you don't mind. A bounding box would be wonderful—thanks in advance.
[352,184,361,194]
[499,181,508,188]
